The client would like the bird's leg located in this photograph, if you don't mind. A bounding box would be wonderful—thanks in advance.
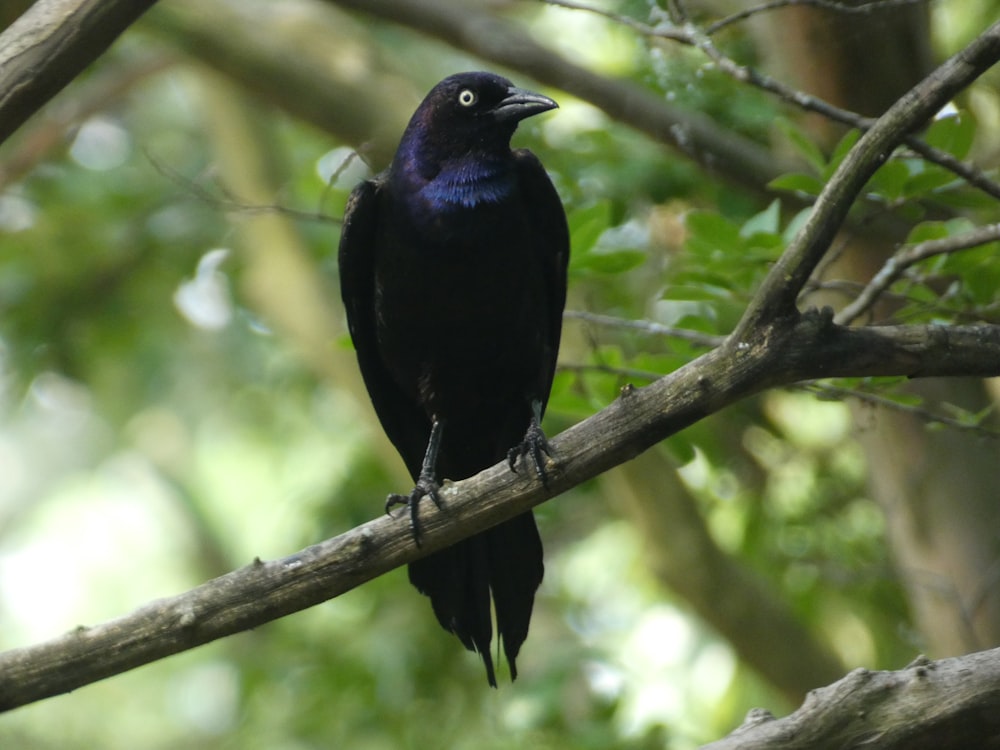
[507,400,553,487]
[386,418,444,544]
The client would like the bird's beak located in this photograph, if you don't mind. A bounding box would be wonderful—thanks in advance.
[493,86,558,123]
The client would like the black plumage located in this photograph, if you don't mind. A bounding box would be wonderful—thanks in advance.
[338,72,568,686]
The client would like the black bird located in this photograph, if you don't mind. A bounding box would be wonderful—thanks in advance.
[338,72,568,686]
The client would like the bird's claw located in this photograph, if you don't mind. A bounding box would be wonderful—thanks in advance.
[385,474,442,546]
[507,420,553,488]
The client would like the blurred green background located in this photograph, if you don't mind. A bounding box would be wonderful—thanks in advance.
[2,1,1000,748]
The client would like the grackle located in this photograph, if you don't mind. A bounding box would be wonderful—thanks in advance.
[338,72,568,686]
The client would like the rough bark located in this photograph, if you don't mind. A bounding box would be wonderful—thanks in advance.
[3,319,1000,712]
[0,0,159,143]
[701,649,1000,750]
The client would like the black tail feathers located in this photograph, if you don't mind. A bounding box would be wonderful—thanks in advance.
[408,511,543,686]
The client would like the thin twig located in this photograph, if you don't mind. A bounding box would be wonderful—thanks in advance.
[706,0,931,36]
[564,310,726,347]
[835,223,1000,325]
[148,154,340,224]
[689,32,1000,202]
[735,20,1000,335]
[540,0,1000,202]
[540,0,687,40]
[799,382,1000,439]
[559,361,663,383]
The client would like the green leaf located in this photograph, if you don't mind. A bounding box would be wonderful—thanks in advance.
[768,172,824,196]
[568,201,611,255]
[926,187,1000,211]
[741,199,781,237]
[903,164,958,198]
[924,110,976,159]
[783,206,813,243]
[866,159,911,202]
[663,433,697,464]
[776,118,826,173]
[685,211,742,254]
[824,129,861,178]
[572,247,647,274]
[904,221,951,245]
[663,283,733,302]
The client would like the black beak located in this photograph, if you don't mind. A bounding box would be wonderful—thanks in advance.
[493,85,558,123]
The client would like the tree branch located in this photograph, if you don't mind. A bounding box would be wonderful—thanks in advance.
[704,0,931,36]
[0,0,159,145]
[327,0,791,188]
[3,319,1000,711]
[735,19,1000,335]
[835,222,1000,325]
[545,0,1000,202]
[700,650,1000,750]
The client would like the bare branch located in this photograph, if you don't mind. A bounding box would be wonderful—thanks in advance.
[705,0,931,36]
[4,317,1000,710]
[700,650,1000,750]
[836,223,1000,325]
[542,0,1000,201]
[564,310,725,348]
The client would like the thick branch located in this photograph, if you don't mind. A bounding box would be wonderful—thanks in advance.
[700,650,1000,750]
[0,0,159,144]
[3,320,1000,711]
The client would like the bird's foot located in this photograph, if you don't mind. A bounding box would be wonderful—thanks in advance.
[385,473,442,546]
[507,418,553,487]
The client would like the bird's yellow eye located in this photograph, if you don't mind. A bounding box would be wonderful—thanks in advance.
[457,89,477,107]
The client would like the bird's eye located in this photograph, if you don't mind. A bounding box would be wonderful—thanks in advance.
[457,89,477,107]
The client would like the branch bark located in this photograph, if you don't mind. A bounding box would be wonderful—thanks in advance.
[0,0,159,144]
[701,649,1000,750]
[3,319,1000,711]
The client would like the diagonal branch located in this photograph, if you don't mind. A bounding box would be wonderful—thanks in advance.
[544,0,1000,202]
[734,19,1000,335]
[3,319,1000,711]
[0,0,159,145]
[835,222,1000,325]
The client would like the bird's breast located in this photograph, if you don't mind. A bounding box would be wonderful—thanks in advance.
[372,196,548,421]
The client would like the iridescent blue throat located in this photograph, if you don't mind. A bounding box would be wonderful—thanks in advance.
[418,160,514,210]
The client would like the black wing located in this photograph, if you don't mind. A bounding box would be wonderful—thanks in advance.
[513,148,570,412]
[338,178,430,477]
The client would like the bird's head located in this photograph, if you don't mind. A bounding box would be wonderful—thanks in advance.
[396,72,558,179]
